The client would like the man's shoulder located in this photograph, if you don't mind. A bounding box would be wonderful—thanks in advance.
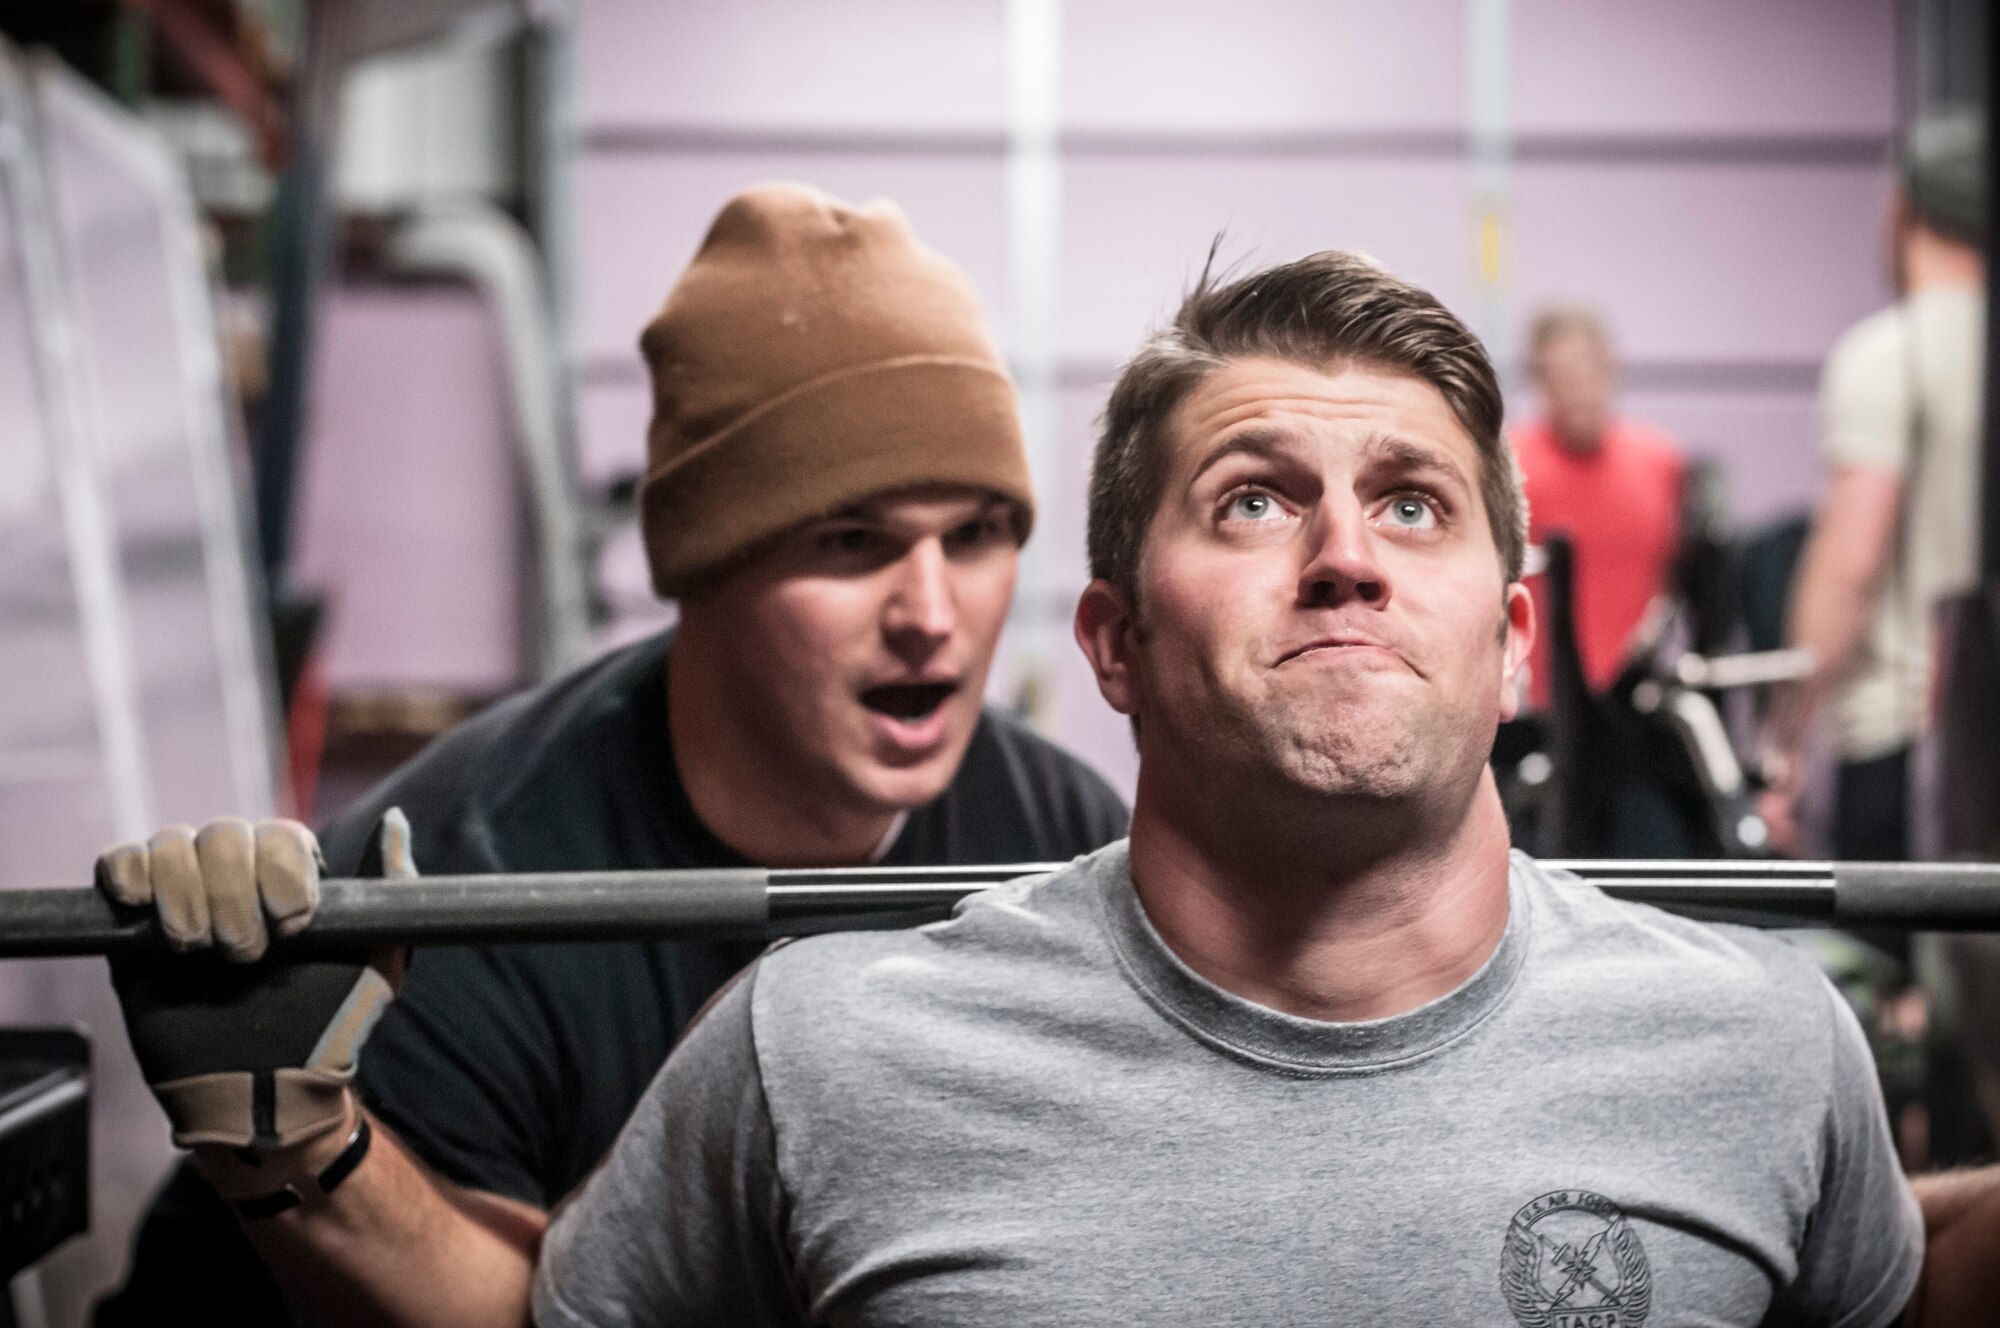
[748,846,1123,1064]
[941,707,1129,854]
[1824,303,1909,389]
[761,846,1115,989]
[319,634,670,873]
[964,704,1123,802]
[1512,857,1879,1197]
[1817,304,1923,473]
[1514,854,1837,1025]
[1606,417,1684,470]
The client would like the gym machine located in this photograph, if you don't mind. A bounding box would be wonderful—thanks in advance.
[0,1032,88,1286]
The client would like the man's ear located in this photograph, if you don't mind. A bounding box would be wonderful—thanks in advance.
[1074,579,1141,717]
[1498,580,1536,723]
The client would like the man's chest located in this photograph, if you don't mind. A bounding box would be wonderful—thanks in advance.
[1527,458,1677,558]
[777,1056,1813,1327]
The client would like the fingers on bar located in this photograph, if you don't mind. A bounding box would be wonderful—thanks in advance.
[95,840,155,908]
[148,825,210,952]
[196,817,264,962]
[258,820,322,938]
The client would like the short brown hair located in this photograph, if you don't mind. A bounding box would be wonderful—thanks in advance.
[1089,250,1527,605]
[1526,303,1609,359]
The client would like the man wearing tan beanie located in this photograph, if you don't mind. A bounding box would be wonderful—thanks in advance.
[94,184,1125,1324]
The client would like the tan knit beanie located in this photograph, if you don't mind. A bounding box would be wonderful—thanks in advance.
[639,183,1034,596]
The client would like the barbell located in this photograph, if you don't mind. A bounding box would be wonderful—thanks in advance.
[5,858,2000,959]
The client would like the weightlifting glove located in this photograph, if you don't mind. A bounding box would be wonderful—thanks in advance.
[96,810,412,1157]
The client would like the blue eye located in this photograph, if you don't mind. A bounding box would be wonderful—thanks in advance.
[1385,496,1436,529]
[1228,492,1283,521]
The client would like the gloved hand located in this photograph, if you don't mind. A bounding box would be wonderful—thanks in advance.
[95,809,413,1157]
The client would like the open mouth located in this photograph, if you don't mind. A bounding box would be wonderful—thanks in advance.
[860,681,957,722]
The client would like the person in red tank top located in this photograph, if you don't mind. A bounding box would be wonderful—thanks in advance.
[1511,307,1685,709]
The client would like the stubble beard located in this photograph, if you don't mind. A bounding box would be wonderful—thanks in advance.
[1239,685,1435,804]
[1151,668,1423,804]
[1132,601,1495,851]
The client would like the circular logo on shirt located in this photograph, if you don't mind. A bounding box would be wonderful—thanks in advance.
[1499,1190,1652,1328]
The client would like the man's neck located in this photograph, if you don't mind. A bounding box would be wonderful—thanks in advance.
[665,635,900,868]
[1124,765,1514,1024]
[1903,226,1984,294]
[1548,418,1608,457]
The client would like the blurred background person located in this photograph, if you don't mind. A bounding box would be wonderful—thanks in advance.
[1512,307,1686,708]
[1755,107,1991,1167]
[1760,110,1986,862]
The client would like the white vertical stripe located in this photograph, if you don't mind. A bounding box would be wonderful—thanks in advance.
[0,51,154,839]
[42,70,279,818]
[1004,0,1065,723]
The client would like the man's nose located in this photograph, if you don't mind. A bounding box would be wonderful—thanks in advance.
[883,539,957,656]
[1297,498,1390,609]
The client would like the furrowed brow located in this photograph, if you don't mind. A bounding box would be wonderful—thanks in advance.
[1187,429,1297,487]
[1363,434,1471,491]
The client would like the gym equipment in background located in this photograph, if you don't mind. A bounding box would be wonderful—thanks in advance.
[0,1031,89,1283]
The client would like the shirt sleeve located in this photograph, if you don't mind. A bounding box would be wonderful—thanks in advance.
[358,945,567,1207]
[328,792,576,1209]
[1765,980,1924,1328]
[532,964,803,1328]
[1821,313,1915,476]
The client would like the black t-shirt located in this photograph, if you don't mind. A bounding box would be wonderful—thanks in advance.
[97,632,1126,1322]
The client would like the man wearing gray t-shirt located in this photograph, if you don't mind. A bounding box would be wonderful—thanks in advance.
[538,252,2000,1325]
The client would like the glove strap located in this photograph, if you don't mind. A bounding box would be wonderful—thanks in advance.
[233,1116,373,1221]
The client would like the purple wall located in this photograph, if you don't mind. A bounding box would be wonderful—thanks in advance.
[1511,0,1895,136]
[296,288,525,695]
[292,1,1906,793]
[564,0,1899,796]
